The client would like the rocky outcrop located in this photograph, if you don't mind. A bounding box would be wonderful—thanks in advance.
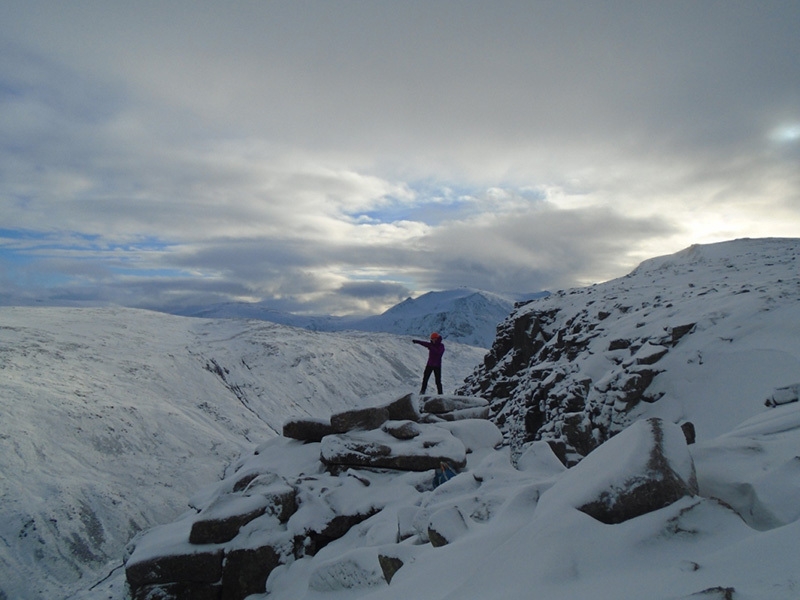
[125,392,490,600]
[320,427,467,472]
[458,282,702,462]
[283,393,420,443]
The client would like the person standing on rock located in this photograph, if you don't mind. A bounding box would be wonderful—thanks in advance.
[413,332,445,395]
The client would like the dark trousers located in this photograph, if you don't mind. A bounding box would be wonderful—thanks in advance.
[421,365,443,395]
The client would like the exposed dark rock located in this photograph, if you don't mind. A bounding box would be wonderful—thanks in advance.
[384,393,420,422]
[282,417,335,443]
[684,587,736,600]
[524,403,545,437]
[636,347,669,365]
[220,544,281,600]
[190,501,269,545]
[231,472,259,493]
[297,510,380,556]
[330,406,390,433]
[576,418,698,524]
[670,323,696,345]
[427,506,468,547]
[608,338,631,351]
[126,547,224,590]
[681,421,696,445]
[618,368,662,410]
[378,554,405,584]
[382,420,421,440]
[560,413,597,459]
[131,581,221,600]
[546,440,568,467]
[188,483,296,545]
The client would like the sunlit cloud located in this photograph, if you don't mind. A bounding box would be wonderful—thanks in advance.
[770,123,800,143]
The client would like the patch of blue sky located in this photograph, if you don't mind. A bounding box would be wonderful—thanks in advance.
[352,181,548,226]
[107,266,194,279]
[0,229,176,264]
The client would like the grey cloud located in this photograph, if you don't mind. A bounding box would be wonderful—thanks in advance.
[0,2,798,315]
[337,280,410,301]
[420,205,678,293]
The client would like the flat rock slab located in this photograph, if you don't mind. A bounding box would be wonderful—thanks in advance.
[320,425,467,472]
[420,395,489,415]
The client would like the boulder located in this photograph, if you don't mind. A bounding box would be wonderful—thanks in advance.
[437,419,503,454]
[377,545,420,584]
[220,544,282,600]
[539,418,698,524]
[331,406,390,433]
[427,506,468,547]
[126,545,224,590]
[382,420,421,440]
[307,548,385,591]
[298,510,381,557]
[765,383,800,407]
[188,480,296,545]
[282,417,335,442]
[384,393,420,422]
[189,494,274,545]
[320,426,467,472]
[378,554,405,584]
[420,395,488,415]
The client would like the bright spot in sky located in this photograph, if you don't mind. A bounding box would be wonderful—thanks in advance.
[771,123,800,142]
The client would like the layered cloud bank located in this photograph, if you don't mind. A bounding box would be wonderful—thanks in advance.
[2,3,799,314]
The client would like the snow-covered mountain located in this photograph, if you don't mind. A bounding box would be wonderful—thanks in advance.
[5,238,800,600]
[0,309,485,600]
[175,289,544,348]
[459,237,800,461]
[349,289,542,347]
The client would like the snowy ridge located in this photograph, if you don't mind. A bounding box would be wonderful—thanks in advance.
[460,237,800,460]
[352,289,529,347]
[0,309,484,600]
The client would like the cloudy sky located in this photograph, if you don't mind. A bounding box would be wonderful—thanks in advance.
[1,1,798,315]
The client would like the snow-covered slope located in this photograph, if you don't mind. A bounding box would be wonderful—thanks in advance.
[0,308,485,600]
[460,237,800,460]
[107,237,800,600]
[6,238,800,600]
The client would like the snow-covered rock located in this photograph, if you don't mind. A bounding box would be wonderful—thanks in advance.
[459,238,800,462]
[123,392,499,599]
[538,418,698,524]
[320,426,468,472]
